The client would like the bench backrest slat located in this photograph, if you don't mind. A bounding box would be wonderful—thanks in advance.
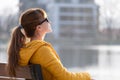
[0,63,32,79]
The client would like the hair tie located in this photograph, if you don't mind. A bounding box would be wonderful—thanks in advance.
[19,25,26,36]
[19,25,23,29]
[18,25,30,43]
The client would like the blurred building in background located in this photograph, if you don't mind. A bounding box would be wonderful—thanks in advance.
[19,0,47,13]
[19,0,99,68]
[47,0,99,68]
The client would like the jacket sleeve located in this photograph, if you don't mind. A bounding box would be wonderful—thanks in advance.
[30,45,91,80]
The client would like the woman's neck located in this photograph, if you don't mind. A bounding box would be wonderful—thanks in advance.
[30,34,45,41]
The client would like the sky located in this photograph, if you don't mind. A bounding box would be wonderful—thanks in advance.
[95,0,120,18]
[0,0,19,15]
[95,0,120,29]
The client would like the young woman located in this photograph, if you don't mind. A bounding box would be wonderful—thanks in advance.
[7,8,91,80]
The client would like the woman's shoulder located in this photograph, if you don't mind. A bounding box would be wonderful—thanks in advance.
[29,40,53,49]
[34,40,54,51]
[25,40,51,47]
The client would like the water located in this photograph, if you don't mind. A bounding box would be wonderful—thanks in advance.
[0,43,7,63]
[0,44,120,80]
[68,45,120,80]
[0,52,7,63]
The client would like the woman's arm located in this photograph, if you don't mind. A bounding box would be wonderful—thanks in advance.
[30,45,91,80]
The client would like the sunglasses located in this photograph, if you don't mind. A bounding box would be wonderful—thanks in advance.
[39,18,49,25]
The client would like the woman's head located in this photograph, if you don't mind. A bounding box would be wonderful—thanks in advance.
[20,8,52,38]
[7,8,52,77]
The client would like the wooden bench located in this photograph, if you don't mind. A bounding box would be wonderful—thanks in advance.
[0,63,43,80]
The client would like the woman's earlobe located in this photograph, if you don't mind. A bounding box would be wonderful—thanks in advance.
[36,25,41,29]
[37,26,42,32]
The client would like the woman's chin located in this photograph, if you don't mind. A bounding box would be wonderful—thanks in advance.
[46,30,52,33]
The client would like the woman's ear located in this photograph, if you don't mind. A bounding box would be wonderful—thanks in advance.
[36,25,41,30]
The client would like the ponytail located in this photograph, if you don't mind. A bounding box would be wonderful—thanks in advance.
[7,26,25,77]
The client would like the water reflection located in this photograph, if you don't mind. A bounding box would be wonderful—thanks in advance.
[89,45,120,68]
[68,45,120,80]
[0,43,7,63]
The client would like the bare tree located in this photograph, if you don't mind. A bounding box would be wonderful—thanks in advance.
[96,0,120,40]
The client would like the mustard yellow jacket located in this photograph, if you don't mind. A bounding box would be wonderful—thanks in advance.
[19,40,91,80]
